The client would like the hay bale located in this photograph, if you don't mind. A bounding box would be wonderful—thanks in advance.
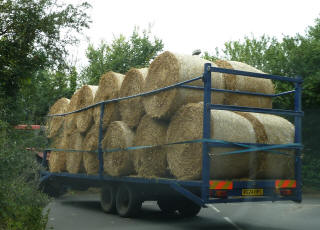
[48,133,67,172]
[143,51,225,120]
[214,60,274,108]
[119,68,148,128]
[102,121,135,176]
[133,115,169,177]
[66,131,85,174]
[82,124,99,174]
[64,89,81,136]
[93,72,124,130]
[166,102,256,180]
[75,85,99,134]
[244,113,295,179]
[46,98,70,138]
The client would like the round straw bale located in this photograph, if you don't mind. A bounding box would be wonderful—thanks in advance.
[46,98,70,138]
[133,115,169,177]
[75,85,99,134]
[48,133,67,172]
[66,131,85,174]
[102,121,135,176]
[215,60,274,108]
[93,72,124,130]
[64,89,81,135]
[166,102,256,180]
[82,124,99,174]
[143,51,225,120]
[244,113,295,179]
[119,68,148,128]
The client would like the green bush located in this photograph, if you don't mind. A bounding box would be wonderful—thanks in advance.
[0,123,50,230]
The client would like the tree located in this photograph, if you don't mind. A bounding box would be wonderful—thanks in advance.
[18,66,78,123]
[0,1,91,228]
[80,28,164,85]
[0,0,91,123]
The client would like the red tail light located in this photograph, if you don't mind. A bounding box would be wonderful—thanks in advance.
[214,190,228,198]
[280,189,293,196]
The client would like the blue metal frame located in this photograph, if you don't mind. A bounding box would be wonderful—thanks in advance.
[42,63,303,205]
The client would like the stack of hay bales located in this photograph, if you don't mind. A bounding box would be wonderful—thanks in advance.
[64,85,98,174]
[47,98,70,172]
[102,121,135,176]
[93,71,124,130]
[166,103,294,180]
[143,52,225,120]
[214,60,274,108]
[82,124,99,174]
[119,68,148,128]
[133,115,168,177]
[46,50,294,181]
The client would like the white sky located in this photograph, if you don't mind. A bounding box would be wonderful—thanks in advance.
[64,0,320,68]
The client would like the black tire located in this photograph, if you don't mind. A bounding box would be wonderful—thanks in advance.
[177,199,201,218]
[101,185,116,213]
[157,199,178,214]
[116,184,142,218]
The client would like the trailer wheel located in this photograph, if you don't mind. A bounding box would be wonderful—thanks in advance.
[157,199,178,214]
[177,199,201,218]
[101,185,116,213]
[116,184,141,217]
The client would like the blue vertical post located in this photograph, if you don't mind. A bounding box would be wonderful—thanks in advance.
[294,77,302,202]
[42,150,48,168]
[98,103,105,179]
[201,63,212,203]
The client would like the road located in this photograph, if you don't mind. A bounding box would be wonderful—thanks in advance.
[46,192,320,230]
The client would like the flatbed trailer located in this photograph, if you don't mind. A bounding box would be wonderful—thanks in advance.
[40,63,303,217]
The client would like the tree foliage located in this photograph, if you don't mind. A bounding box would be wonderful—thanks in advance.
[80,28,164,85]
[0,0,91,124]
[18,67,78,124]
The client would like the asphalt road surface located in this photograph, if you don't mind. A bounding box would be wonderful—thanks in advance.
[46,192,320,230]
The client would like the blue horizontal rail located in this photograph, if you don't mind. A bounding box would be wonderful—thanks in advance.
[209,104,304,117]
[179,85,295,98]
[40,171,202,187]
[47,76,202,117]
[211,67,303,83]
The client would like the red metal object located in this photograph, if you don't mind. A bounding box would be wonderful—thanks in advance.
[14,124,41,130]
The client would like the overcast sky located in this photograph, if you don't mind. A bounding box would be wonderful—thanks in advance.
[64,0,320,68]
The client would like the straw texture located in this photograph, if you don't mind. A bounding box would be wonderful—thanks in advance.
[82,124,99,174]
[64,89,81,136]
[119,68,148,128]
[166,102,256,180]
[133,115,169,177]
[48,133,67,172]
[75,85,98,134]
[46,98,70,138]
[143,51,225,120]
[66,131,85,174]
[215,60,274,108]
[102,121,135,176]
[93,72,124,130]
[247,113,295,179]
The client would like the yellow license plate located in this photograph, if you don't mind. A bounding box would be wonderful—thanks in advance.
[242,189,264,196]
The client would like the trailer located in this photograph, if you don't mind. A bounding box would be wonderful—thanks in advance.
[40,63,303,217]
